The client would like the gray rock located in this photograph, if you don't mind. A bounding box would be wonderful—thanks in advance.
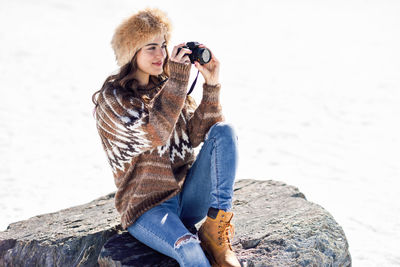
[232,180,351,266]
[0,193,121,267]
[0,179,351,267]
[98,232,179,267]
[98,180,351,267]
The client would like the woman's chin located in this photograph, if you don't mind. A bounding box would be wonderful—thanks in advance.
[151,69,163,76]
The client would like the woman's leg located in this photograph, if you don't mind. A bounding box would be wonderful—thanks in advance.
[179,122,239,226]
[127,196,211,267]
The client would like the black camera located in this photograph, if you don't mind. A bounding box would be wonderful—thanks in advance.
[177,42,212,65]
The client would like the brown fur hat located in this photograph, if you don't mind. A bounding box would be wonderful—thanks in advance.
[111,8,172,66]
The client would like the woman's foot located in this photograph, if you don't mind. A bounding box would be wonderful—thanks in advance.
[198,209,241,267]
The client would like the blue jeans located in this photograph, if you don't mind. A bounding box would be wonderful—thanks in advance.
[127,122,238,267]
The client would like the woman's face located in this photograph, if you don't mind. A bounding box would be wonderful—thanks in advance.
[136,35,167,77]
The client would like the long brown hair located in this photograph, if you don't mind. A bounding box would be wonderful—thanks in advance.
[92,48,170,110]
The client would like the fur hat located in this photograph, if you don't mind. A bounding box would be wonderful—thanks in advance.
[111,8,172,66]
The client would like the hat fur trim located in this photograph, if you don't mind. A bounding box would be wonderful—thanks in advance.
[111,8,172,66]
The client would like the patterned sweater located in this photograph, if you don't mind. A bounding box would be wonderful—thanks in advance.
[95,60,224,229]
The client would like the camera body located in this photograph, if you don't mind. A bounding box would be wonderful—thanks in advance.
[177,42,212,65]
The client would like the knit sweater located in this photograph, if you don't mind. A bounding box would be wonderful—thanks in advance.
[95,60,224,229]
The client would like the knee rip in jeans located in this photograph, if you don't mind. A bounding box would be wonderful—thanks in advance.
[174,233,200,249]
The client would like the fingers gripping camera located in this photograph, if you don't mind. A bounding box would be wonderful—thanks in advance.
[177,42,212,65]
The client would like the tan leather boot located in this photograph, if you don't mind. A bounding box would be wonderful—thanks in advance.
[198,210,241,267]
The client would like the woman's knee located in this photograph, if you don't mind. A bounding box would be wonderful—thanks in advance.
[174,234,210,266]
[207,122,237,141]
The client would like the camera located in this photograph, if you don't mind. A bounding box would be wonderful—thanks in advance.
[177,42,212,65]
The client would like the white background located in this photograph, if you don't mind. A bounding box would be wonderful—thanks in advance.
[1,0,399,266]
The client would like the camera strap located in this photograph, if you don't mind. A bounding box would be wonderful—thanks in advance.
[187,70,200,95]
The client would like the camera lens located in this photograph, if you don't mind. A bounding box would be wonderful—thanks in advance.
[201,49,211,64]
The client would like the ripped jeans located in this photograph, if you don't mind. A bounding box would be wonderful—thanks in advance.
[127,122,239,267]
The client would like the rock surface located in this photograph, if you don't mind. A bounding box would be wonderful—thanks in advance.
[232,180,351,266]
[98,180,351,266]
[0,193,121,267]
[0,179,351,267]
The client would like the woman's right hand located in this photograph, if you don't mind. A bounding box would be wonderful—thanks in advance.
[170,43,192,64]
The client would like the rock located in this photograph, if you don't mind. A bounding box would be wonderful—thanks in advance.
[98,232,179,267]
[0,179,351,267]
[232,180,351,266]
[98,180,351,266]
[0,193,122,267]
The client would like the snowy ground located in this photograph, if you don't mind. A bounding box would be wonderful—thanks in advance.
[1,0,399,266]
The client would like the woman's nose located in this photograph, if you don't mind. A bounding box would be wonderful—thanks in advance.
[156,47,166,59]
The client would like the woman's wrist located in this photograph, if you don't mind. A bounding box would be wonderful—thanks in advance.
[168,60,191,82]
[205,80,219,86]
[203,83,221,92]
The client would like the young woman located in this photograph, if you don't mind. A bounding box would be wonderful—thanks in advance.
[92,8,240,267]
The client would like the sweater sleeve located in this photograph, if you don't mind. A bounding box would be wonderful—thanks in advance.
[187,83,224,147]
[95,60,191,175]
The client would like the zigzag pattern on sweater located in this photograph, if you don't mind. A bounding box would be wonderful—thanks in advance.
[97,89,195,173]
[96,88,153,174]
[154,126,194,163]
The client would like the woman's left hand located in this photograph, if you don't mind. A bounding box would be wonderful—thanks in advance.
[194,45,220,86]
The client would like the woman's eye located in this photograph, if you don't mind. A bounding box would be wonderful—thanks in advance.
[161,45,167,49]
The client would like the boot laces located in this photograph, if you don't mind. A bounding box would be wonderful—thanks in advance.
[218,221,235,249]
